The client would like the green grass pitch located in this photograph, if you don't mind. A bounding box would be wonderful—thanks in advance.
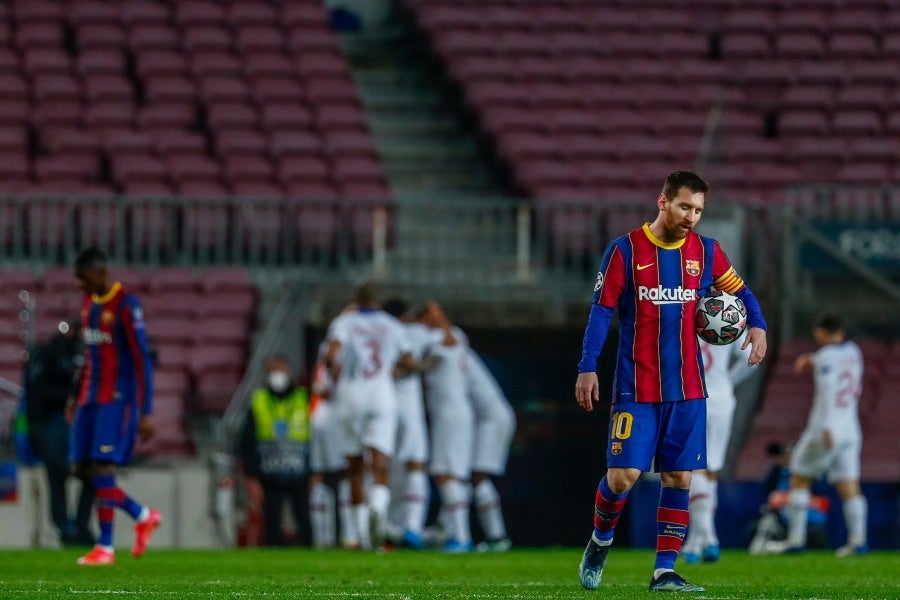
[0,548,897,599]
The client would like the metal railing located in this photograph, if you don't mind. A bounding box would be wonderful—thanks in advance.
[0,194,390,268]
[0,192,764,302]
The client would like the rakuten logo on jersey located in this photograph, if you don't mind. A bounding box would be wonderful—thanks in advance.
[83,328,113,345]
[637,286,698,305]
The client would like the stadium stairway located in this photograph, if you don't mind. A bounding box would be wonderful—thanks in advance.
[339,17,521,285]
[339,23,508,197]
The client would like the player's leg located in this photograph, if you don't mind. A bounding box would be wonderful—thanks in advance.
[471,472,510,551]
[309,407,333,548]
[833,440,867,556]
[70,405,111,564]
[337,476,358,548]
[360,384,399,547]
[309,474,333,547]
[647,400,705,592]
[434,473,472,552]
[580,401,655,590]
[776,431,827,552]
[780,473,814,550]
[395,396,430,548]
[429,404,474,552]
[401,461,429,548]
[367,448,392,543]
[338,383,372,549]
[685,398,730,564]
[579,466,639,590]
[345,454,370,549]
[471,404,514,551]
[702,470,721,561]
[682,469,711,563]
[835,479,868,556]
[91,403,161,558]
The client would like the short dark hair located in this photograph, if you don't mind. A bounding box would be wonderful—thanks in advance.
[814,314,844,333]
[662,171,709,200]
[353,280,379,305]
[382,298,408,318]
[74,247,108,269]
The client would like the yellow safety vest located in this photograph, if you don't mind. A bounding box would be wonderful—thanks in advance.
[251,387,309,476]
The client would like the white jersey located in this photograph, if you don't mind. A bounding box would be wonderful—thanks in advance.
[423,326,474,479]
[465,347,516,475]
[395,323,444,405]
[423,327,470,414]
[393,323,444,463]
[803,341,863,442]
[700,340,753,408]
[328,309,411,386]
[309,341,345,473]
[465,348,510,419]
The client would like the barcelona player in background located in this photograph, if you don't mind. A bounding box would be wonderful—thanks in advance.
[65,248,161,565]
[574,171,768,592]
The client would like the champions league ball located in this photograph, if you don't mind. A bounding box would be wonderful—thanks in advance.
[694,290,747,345]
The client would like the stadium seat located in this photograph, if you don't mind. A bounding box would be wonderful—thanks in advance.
[128,24,179,51]
[151,129,207,155]
[199,267,253,293]
[223,156,276,185]
[244,52,294,79]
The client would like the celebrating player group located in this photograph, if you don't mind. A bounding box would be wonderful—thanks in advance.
[309,282,515,553]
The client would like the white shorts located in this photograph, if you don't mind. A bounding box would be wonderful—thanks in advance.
[336,379,398,458]
[472,402,515,475]
[309,400,347,473]
[705,399,736,473]
[395,386,429,464]
[790,430,861,483]
[428,401,474,480]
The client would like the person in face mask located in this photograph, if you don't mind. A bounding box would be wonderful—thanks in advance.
[237,355,311,546]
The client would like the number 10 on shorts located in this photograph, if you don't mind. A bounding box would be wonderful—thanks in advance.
[611,411,633,440]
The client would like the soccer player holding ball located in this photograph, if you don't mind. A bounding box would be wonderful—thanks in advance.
[574,171,767,592]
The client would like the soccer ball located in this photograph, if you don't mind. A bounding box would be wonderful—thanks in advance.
[694,290,747,345]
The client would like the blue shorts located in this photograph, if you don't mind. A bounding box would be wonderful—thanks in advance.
[606,398,707,472]
[69,401,138,466]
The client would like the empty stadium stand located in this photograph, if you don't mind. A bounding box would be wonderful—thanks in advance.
[0,266,257,457]
[0,0,388,199]
[409,1,900,203]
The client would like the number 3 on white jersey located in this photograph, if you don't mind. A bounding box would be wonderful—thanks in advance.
[360,338,383,378]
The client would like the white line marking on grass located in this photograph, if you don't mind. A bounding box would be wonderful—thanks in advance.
[68,591,179,596]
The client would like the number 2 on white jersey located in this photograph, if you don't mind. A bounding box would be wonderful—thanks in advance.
[834,370,859,408]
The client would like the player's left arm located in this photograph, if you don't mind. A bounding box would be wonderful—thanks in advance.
[711,242,767,366]
[121,296,155,440]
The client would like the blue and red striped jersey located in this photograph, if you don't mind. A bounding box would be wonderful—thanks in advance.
[77,283,154,415]
[592,224,746,404]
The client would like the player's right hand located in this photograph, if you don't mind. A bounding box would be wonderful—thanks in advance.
[793,353,813,373]
[575,372,600,412]
[138,415,155,442]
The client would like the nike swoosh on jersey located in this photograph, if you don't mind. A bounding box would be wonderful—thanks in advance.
[636,263,654,270]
